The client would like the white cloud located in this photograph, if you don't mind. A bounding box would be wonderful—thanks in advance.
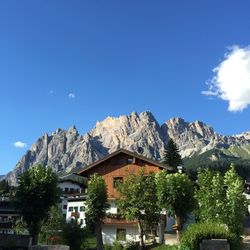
[202,45,250,112]
[68,93,76,99]
[13,141,27,149]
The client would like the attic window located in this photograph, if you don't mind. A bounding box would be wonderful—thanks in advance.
[127,158,133,164]
[113,177,123,188]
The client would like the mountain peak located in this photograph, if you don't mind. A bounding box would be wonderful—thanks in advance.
[5,111,250,185]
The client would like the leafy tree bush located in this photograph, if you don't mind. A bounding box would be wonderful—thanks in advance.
[180,222,241,250]
[15,165,61,244]
[195,165,248,236]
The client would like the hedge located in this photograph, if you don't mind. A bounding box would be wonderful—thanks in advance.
[180,222,242,250]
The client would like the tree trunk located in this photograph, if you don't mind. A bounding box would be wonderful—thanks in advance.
[138,218,145,250]
[30,222,40,245]
[175,214,183,243]
[31,233,39,245]
[158,214,165,244]
[95,220,104,250]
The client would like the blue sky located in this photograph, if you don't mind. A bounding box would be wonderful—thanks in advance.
[1,1,250,175]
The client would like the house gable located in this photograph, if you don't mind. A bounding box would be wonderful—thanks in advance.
[77,149,171,198]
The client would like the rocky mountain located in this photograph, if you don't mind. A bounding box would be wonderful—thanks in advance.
[5,111,250,185]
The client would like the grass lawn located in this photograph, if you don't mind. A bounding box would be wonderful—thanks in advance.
[83,234,96,249]
[148,244,178,250]
[83,235,178,250]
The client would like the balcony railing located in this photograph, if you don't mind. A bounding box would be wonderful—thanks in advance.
[103,214,136,225]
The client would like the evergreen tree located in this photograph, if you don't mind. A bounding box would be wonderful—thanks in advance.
[39,205,65,244]
[163,138,183,171]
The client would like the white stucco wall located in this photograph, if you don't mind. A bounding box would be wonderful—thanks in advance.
[102,224,139,245]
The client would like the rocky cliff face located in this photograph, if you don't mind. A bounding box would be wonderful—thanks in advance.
[6,111,250,185]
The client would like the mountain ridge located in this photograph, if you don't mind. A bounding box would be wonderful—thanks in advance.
[5,111,250,185]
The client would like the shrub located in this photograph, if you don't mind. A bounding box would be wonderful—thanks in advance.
[61,221,85,250]
[125,241,139,250]
[180,222,241,250]
[104,244,113,250]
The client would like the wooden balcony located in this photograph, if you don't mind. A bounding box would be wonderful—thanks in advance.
[71,212,80,218]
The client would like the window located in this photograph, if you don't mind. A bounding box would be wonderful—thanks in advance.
[68,207,73,212]
[127,158,133,164]
[113,177,123,188]
[80,206,85,212]
[63,204,67,209]
[116,228,126,241]
[65,187,69,192]
[74,206,78,212]
[80,219,84,225]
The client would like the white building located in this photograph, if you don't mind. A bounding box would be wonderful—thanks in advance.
[58,174,87,225]
[66,196,87,227]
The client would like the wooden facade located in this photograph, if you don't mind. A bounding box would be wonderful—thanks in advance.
[77,149,171,241]
[78,149,171,199]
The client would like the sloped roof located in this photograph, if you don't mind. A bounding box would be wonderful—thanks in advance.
[77,148,172,175]
[59,173,87,186]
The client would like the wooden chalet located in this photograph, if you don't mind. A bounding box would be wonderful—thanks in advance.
[77,149,172,244]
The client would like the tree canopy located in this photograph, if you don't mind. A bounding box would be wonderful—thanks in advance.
[15,165,60,244]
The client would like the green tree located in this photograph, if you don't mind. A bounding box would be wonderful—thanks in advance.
[156,171,196,242]
[39,205,65,244]
[195,169,225,223]
[117,170,159,250]
[15,165,60,245]
[196,165,248,237]
[163,138,183,171]
[224,165,248,236]
[85,174,109,250]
